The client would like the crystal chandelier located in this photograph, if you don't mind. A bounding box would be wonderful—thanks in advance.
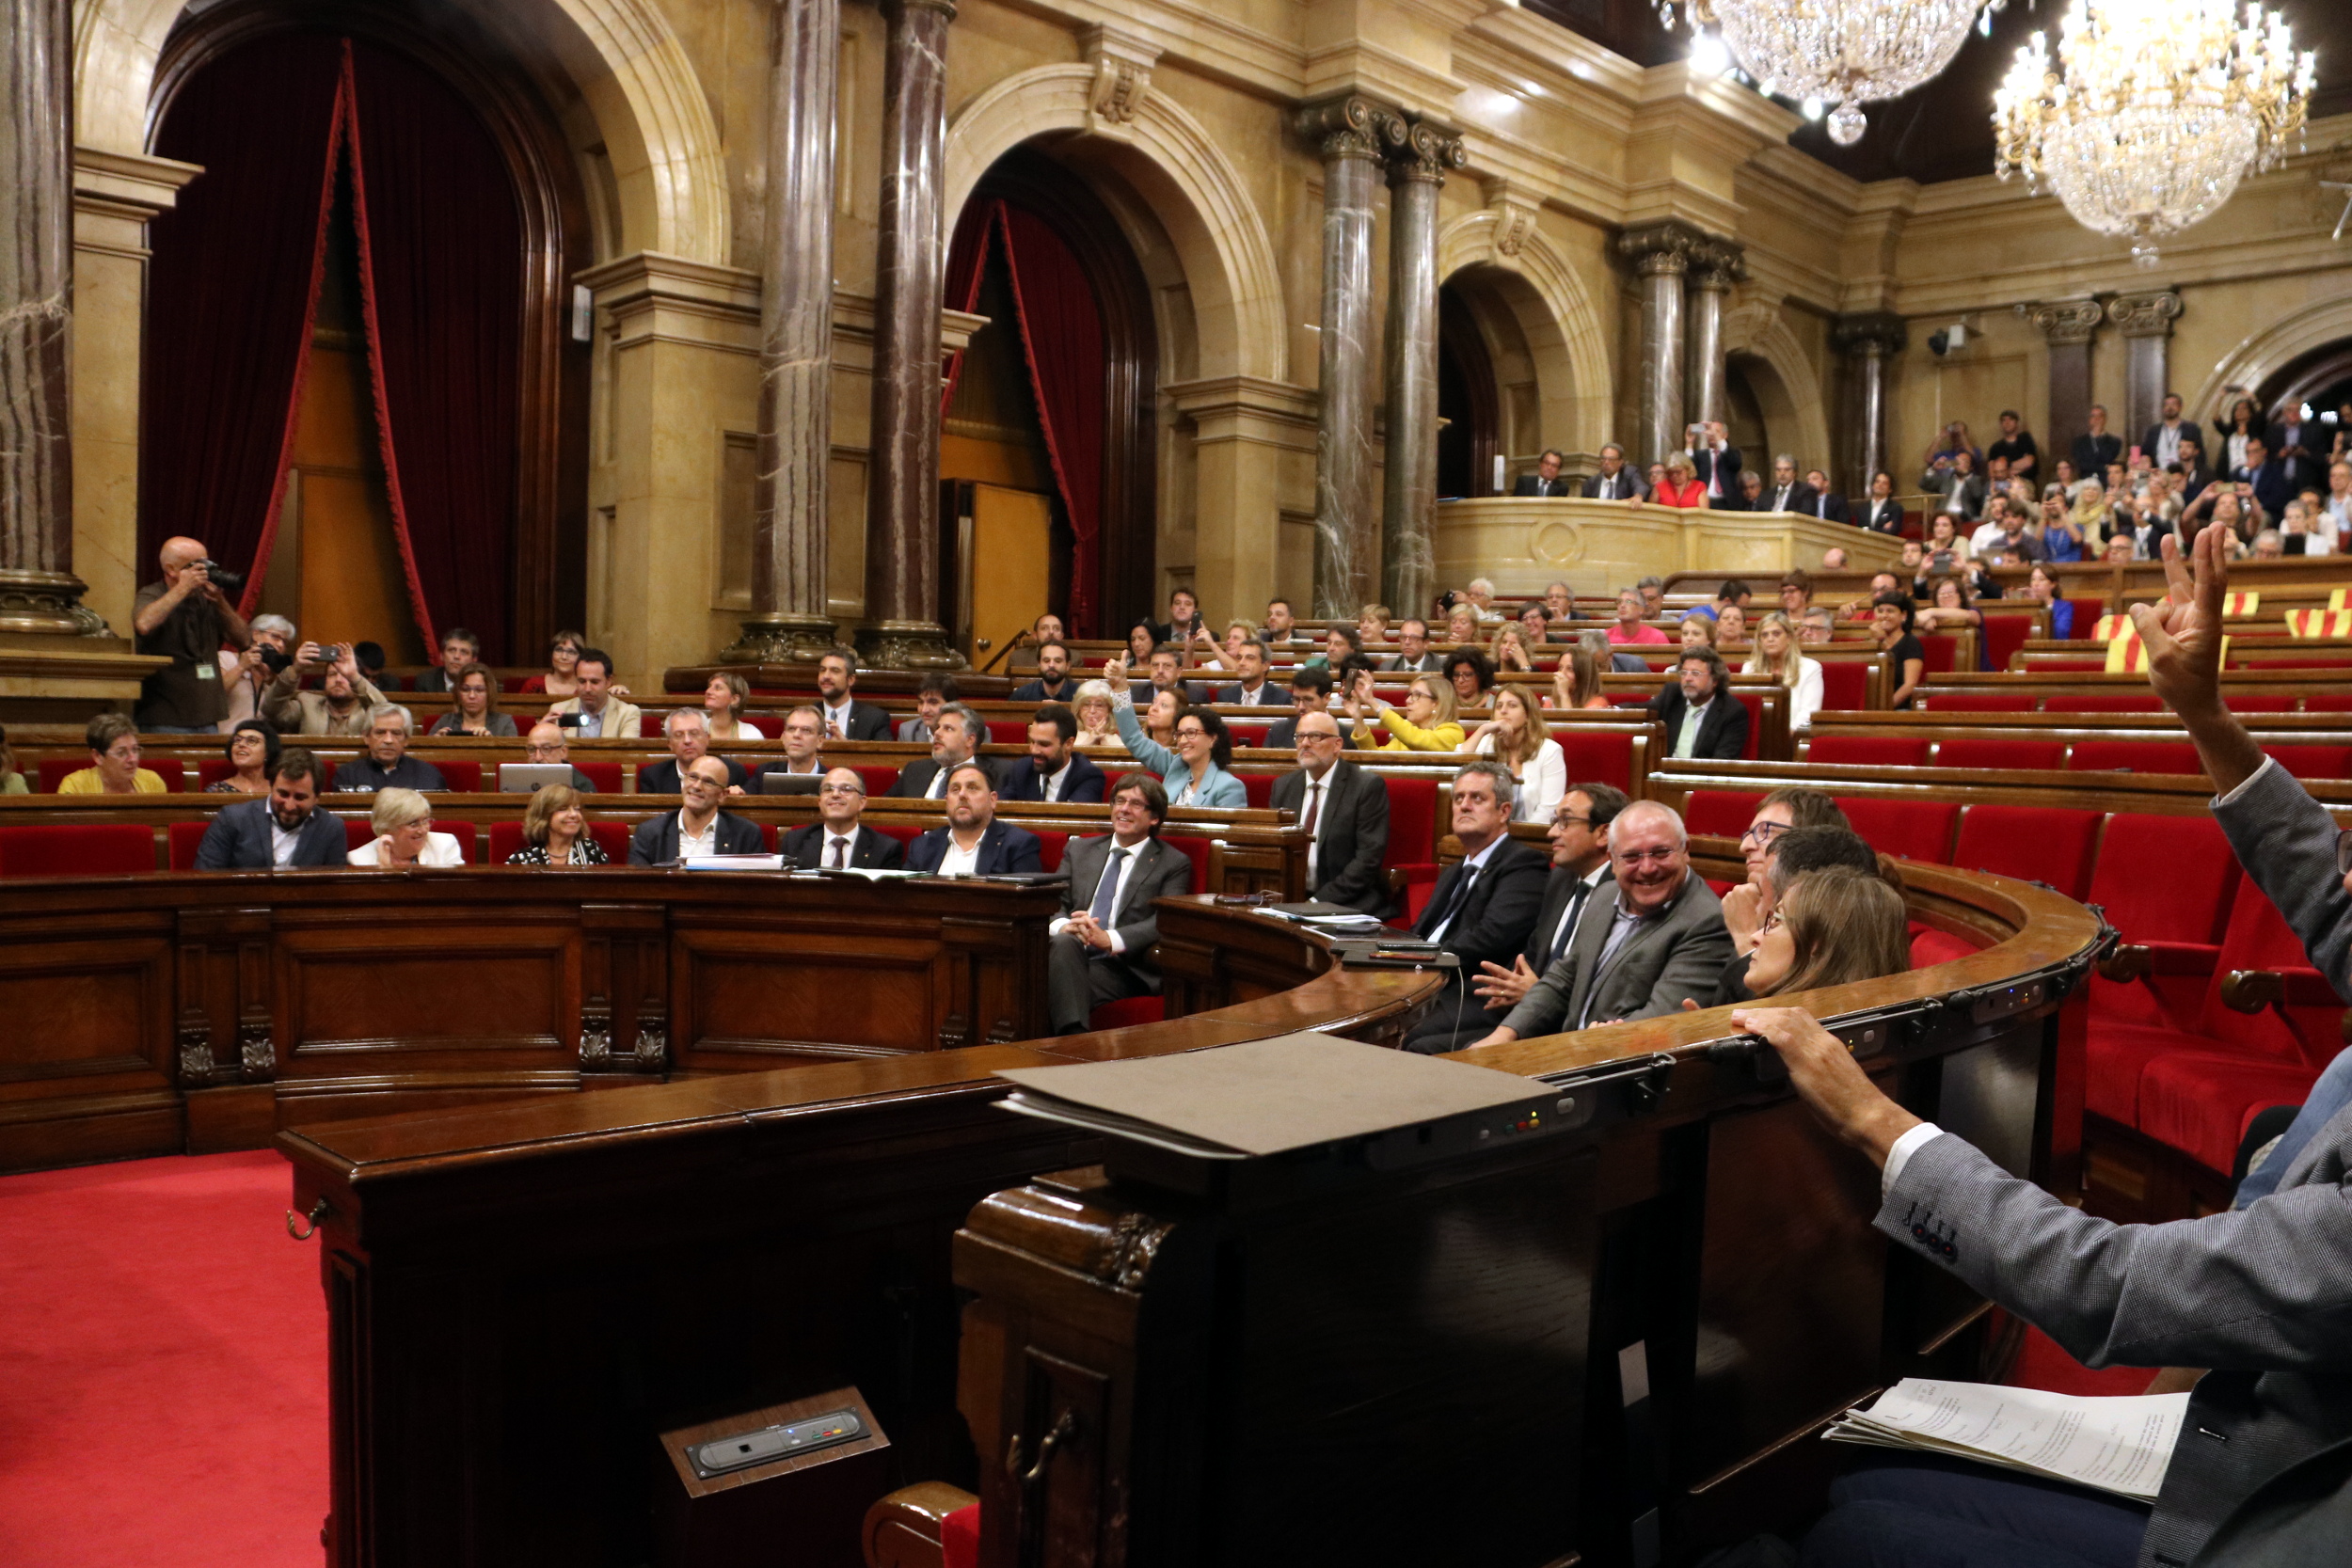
[1994,0,2315,263]
[1655,0,2006,146]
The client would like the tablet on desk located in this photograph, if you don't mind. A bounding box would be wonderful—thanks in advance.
[498,764,572,793]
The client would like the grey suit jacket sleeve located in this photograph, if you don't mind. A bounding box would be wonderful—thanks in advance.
[1621,908,1735,1020]
[1114,845,1197,959]
[1882,1128,2352,1371]
[2216,759,2352,1002]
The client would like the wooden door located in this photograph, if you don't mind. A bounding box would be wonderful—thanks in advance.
[969,483,1054,665]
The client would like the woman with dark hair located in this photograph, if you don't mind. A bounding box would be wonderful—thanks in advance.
[1745,864,1912,998]
[522,630,586,698]
[428,666,519,736]
[2215,394,2263,475]
[2023,562,2074,639]
[208,719,279,794]
[1871,592,1927,709]
[1124,619,1158,667]
[1549,643,1612,710]
[1442,647,1496,710]
[1914,574,1982,634]
[1104,657,1247,808]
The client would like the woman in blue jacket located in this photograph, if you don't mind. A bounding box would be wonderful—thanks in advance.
[1104,657,1248,808]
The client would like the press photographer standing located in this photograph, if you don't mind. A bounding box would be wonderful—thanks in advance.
[134,536,250,733]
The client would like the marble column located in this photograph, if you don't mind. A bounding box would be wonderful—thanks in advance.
[725,0,842,665]
[0,0,96,636]
[859,0,962,670]
[1684,242,1743,435]
[1833,312,1906,498]
[1618,222,1702,469]
[2026,297,2105,478]
[1376,115,1463,620]
[2108,291,2183,445]
[1298,96,1385,620]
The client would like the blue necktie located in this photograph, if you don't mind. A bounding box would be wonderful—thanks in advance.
[1089,847,1128,926]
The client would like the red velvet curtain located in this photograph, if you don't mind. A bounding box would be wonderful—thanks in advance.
[936,197,1109,636]
[143,31,348,598]
[347,40,522,658]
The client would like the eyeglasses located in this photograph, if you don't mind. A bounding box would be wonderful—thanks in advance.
[1615,847,1680,864]
[1757,910,1785,936]
[1553,813,1593,827]
[1740,820,1789,847]
[1176,726,1207,740]
[818,784,864,797]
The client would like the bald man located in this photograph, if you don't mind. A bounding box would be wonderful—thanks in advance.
[135,536,251,732]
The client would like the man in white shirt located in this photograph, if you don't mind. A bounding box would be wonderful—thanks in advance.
[780,768,905,869]
[903,763,1043,875]
[1262,597,1302,645]
[748,706,827,789]
[814,647,892,739]
[1216,639,1277,705]
[888,705,988,799]
[1045,775,1195,1032]
[626,755,763,863]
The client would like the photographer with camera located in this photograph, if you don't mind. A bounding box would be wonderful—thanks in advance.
[264,640,387,736]
[134,537,252,733]
[221,614,296,732]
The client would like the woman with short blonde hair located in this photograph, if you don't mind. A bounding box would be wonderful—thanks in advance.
[703,672,765,741]
[511,784,608,865]
[1346,673,1465,752]
[1072,679,1120,749]
[350,787,466,867]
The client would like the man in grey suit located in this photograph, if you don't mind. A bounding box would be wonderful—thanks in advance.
[1470,800,1731,1046]
[1781,527,2352,1568]
[1046,775,1196,1033]
[1268,710,1391,915]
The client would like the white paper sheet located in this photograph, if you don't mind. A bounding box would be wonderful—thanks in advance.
[1826,1378,2186,1501]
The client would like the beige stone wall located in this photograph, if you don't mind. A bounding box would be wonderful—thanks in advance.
[63,0,2352,683]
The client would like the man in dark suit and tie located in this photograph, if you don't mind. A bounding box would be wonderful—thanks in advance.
[889,704,993,799]
[1581,443,1646,500]
[1404,783,1624,1053]
[1212,639,1280,705]
[193,749,350,868]
[1263,669,1333,750]
[2266,407,2323,492]
[628,755,765,863]
[1268,709,1391,915]
[781,767,907,869]
[1471,799,1732,1045]
[1512,449,1576,498]
[1044,775,1196,1032]
[2234,435,2296,521]
[1761,454,1819,515]
[1803,468,1852,525]
[903,762,1043,875]
[1008,640,1079,704]
[638,708,751,794]
[1649,649,1749,760]
[1690,421,1741,508]
[998,704,1106,804]
[1379,620,1444,673]
[1399,761,1549,1053]
[814,646,895,740]
[1859,470,1903,534]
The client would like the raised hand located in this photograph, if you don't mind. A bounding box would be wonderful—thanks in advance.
[2132,525,2227,718]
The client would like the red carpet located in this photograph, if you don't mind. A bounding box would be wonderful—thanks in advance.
[0,1151,326,1568]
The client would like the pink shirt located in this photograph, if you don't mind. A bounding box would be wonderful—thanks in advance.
[1608,623,1670,645]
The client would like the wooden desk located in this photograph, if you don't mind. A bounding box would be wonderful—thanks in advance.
[1431,498,1905,595]
[271,852,2104,1568]
[0,872,1061,1171]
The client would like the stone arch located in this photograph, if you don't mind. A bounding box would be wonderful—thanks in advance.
[1436,209,1613,457]
[2190,293,2352,421]
[1721,303,1833,479]
[73,0,730,262]
[944,66,1285,384]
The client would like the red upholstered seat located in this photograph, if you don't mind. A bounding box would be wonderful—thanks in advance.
[1554,728,1634,792]
[2226,695,2296,713]
[1834,798,1959,863]
[1240,772,1276,809]
[2136,1054,2318,1174]
[1031,829,1069,871]
[488,821,526,863]
[2029,657,2109,673]
[590,822,632,863]
[638,713,665,737]
[1227,722,1270,749]
[853,765,901,800]
[2042,695,2162,713]
[431,760,483,792]
[943,1503,979,1568]
[2083,813,2239,1038]
[197,759,238,789]
[1159,832,1211,893]
[2231,654,2352,670]
[1815,661,1869,712]
[2267,744,2352,781]
[1089,996,1166,1030]
[168,819,212,871]
[0,824,157,878]
[1728,690,1764,759]
[1977,613,2038,673]
[1914,634,1963,673]
[1804,736,1929,768]
[502,675,536,693]
[343,817,376,851]
[2067,740,2201,775]
[872,823,924,848]
[984,720,1027,745]
[1909,926,1981,968]
[1933,738,2065,772]
[1918,693,2033,712]
[1681,789,1763,838]
[1379,774,1442,920]
[574,761,625,794]
[2303,693,2352,712]
[1952,805,2103,900]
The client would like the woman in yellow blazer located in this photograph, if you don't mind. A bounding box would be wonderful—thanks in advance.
[56,713,168,794]
[1343,672,1466,752]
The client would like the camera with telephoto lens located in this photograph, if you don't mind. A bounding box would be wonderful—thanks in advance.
[193,559,245,595]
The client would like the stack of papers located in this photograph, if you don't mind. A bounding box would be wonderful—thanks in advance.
[1825,1379,2186,1502]
[1256,901,1390,935]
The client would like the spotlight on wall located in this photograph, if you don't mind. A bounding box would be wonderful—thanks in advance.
[1927,323,1969,356]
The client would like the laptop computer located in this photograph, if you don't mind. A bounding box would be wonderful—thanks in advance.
[498,763,573,793]
[757,770,823,795]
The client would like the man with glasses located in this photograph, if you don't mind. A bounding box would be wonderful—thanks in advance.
[1407,784,1625,1053]
[1263,668,1333,750]
[638,709,750,795]
[1469,799,1730,1047]
[1270,707,1390,915]
[1381,619,1444,673]
[748,706,827,788]
[1400,762,1549,1052]
[522,722,601,792]
[781,768,903,869]
[628,755,763,863]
